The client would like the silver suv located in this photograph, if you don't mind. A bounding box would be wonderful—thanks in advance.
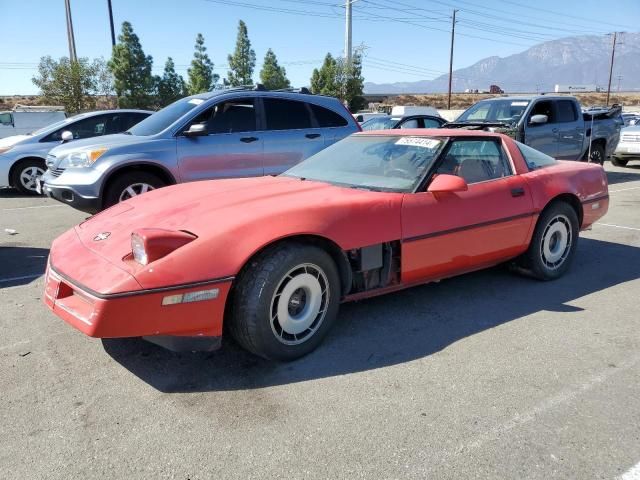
[42,87,359,213]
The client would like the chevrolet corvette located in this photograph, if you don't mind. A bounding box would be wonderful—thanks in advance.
[44,130,609,360]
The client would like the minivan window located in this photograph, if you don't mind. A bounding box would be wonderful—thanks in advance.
[129,97,203,136]
[0,113,12,125]
[264,98,312,130]
[310,104,348,128]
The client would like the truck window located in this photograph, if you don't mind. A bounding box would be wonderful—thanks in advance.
[516,141,557,170]
[0,113,12,125]
[529,101,555,123]
[556,100,578,123]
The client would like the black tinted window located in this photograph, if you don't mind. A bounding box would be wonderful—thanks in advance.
[530,100,556,123]
[190,99,257,134]
[264,98,312,130]
[310,104,348,127]
[556,100,577,123]
[45,114,109,141]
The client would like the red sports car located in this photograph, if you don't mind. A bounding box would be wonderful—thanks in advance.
[44,130,609,360]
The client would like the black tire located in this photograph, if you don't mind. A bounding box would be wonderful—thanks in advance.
[587,143,605,165]
[103,171,165,209]
[521,202,579,281]
[229,242,341,361]
[611,157,629,167]
[10,158,46,195]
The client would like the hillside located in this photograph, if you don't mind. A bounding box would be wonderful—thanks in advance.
[365,33,640,94]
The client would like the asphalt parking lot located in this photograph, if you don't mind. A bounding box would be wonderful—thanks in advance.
[1,163,639,479]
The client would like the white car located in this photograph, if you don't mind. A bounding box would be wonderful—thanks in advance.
[612,126,640,167]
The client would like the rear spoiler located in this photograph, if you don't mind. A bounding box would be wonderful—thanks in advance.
[582,104,622,121]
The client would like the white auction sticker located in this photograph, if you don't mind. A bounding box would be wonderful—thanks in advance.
[188,98,204,105]
[395,137,441,149]
[511,101,528,106]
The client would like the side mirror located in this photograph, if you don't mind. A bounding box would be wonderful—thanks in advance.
[183,123,207,137]
[60,130,73,142]
[529,114,548,125]
[427,174,468,194]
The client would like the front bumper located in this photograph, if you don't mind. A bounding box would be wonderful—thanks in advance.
[43,182,101,213]
[44,262,232,351]
[42,167,104,213]
[614,143,640,159]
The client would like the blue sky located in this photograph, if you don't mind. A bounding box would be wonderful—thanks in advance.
[0,0,638,94]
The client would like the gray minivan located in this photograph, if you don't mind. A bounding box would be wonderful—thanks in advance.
[42,87,359,213]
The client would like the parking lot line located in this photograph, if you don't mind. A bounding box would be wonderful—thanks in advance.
[596,223,640,232]
[0,273,43,284]
[609,186,640,193]
[1,204,65,212]
[620,461,640,480]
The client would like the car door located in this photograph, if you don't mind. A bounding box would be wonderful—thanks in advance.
[260,97,326,175]
[524,100,559,157]
[176,97,264,182]
[554,100,584,160]
[401,138,534,284]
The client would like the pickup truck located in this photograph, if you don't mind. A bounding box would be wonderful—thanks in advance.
[445,95,623,164]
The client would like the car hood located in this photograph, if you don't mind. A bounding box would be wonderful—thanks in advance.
[0,134,32,149]
[48,133,153,158]
[66,176,403,291]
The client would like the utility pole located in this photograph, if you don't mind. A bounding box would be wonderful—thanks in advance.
[107,0,116,47]
[345,0,353,66]
[605,32,618,107]
[447,9,457,110]
[616,75,623,93]
[64,0,77,62]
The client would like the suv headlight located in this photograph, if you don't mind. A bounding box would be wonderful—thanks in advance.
[58,148,108,168]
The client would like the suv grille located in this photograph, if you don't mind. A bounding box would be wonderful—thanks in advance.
[622,133,640,143]
[49,168,65,177]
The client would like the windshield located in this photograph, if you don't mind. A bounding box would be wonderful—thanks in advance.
[129,97,205,136]
[283,135,445,192]
[361,116,398,131]
[457,99,529,124]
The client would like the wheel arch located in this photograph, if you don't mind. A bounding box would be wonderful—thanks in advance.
[542,193,583,228]
[8,156,46,187]
[100,162,177,206]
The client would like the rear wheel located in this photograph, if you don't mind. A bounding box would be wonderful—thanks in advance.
[521,202,579,280]
[103,171,165,209]
[587,143,605,165]
[11,159,46,195]
[229,243,340,360]
[611,157,629,167]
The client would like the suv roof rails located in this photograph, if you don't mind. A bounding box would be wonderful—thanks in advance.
[210,84,313,95]
[271,87,312,94]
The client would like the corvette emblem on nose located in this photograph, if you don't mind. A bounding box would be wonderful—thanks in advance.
[93,232,111,241]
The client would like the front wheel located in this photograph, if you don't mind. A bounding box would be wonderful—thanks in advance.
[11,159,46,195]
[103,171,166,209]
[229,243,341,360]
[521,202,579,280]
[611,157,629,167]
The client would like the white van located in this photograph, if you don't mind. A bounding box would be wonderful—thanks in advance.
[390,105,440,117]
[0,105,66,139]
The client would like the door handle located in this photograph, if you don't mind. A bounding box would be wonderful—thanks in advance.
[552,128,559,133]
[562,135,574,139]
[240,136,258,143]
[305,133,321,139]
[511,187,525,197]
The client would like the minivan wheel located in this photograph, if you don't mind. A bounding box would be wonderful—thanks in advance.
[103,171,165,209]
[11,159,46,195]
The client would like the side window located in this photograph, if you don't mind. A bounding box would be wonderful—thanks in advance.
[46,115,109,141]
[190,99,257,134]
[399,119,419,129]
[104,114,123,135]
[516,141,557,170]
[0,113,12,125]
[436,140,512,184]
[423,118,442,128]
[556,100,578,123]
[529,100,556,123]
[310,103,348,127]
[121,112,150,131]
[263,98,312,130]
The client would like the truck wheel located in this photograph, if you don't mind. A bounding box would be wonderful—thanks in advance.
[10,159,46,195]
[611,157,628,167]
[229,243,341,361]
[103,171,165,209]
[521,202,579,281]
[588,143,605,165]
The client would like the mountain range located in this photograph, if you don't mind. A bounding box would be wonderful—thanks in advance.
[363,33,640,94]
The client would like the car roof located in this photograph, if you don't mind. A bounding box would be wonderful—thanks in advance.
[356,128,504,138]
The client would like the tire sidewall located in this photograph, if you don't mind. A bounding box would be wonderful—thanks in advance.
[103,171,165,209]
[611,157,628,167]
[589,144,605,165]
[529,202,579,280]
[12,159,46,195]
[236,244,341,361]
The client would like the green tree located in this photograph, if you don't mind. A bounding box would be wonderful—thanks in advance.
[32,56,97,113]
[108,21,154,108]
[92,57,115,108]
[259,49,290,90]
[157,57,186,106]
[310,52,365,111]
[187,33,218,94]
[227,20,256,86]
